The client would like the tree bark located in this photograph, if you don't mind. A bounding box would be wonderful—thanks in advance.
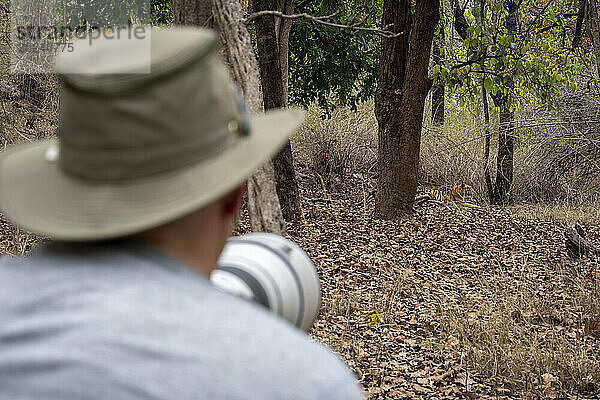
[173,0,212,25]
[586,0,600,77]
[276,0,293,101]
[374,0,411,217]
[479,0,495,202]
[374,0,439,218]
[174,0,286,234]
[490,0,517,205]
[274,1,300,223]
[494,106,514,204]
[252,0,301,221]
[431,21,445,126]
[481,88,494,200]
[573,0,586,48]
[0,0,9,75]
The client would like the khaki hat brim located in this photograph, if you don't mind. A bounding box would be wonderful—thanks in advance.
[0,108,304,241]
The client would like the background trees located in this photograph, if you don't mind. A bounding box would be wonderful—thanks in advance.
[171,0,590,215]
[274,0,591,215]
[431,16,446,127]
[434,0,585,204]
[18,0,593,220]
[287,0,381,117]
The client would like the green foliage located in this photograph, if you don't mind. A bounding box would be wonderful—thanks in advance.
[289,0,381,117]
[150,0,172,25]
[433,0,584,113]
[144,0,382,117]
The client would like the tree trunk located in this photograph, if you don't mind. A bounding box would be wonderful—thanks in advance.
[275,1,300,222]
[490,1,517,205]
[481,88,494,200]
[374,0,411,217]
[573,0,586,48]
[0,0,9,76]
[174,0,286,234]
[374,0,439,218]
[431,22,445,126]
[252,0,301,221]
[173,0,212,25]
[479,0,495,202]
[494,107,514,204]
[586,0,600,77]
[271,145,301,220]
[276,0,293,101]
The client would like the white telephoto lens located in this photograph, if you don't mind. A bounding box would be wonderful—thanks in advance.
[211,233,321,332]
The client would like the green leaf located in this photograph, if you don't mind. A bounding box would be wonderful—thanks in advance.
[484,78,493,92]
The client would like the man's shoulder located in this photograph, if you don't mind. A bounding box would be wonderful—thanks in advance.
[94,288,364,399]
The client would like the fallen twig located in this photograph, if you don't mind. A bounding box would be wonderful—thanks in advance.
[564,223,600,258]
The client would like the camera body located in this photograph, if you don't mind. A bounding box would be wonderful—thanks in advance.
[211,233,321,332]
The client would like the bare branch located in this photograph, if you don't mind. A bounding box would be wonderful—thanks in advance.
[244,10,404,38]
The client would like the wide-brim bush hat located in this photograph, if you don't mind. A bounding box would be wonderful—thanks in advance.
[0,26,304,240]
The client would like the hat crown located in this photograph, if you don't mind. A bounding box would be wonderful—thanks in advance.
[56,27,250,181]
[56,27,216,94]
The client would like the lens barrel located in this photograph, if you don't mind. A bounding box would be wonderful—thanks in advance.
[211,233,321,332]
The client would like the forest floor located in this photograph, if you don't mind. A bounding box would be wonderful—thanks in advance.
[273,171,599,400]
[0,171,598,399]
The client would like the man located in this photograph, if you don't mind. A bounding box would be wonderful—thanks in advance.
[0,27,364,399]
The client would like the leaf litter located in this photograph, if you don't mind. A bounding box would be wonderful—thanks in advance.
[273,175,599,399]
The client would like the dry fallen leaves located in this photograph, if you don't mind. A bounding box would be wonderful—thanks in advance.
[282,172,599,399]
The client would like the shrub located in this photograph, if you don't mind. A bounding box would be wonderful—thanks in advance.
[292,104,377,190]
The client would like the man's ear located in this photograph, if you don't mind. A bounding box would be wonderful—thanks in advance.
[223,184,246,216]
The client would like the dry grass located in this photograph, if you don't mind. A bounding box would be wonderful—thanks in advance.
[419,125,486,197]
[512,203,600,226]
[291,103,377,190]
[0,216,39,256]
[293,96,599,211]
[442,257,600,395]
[0,74,59,147]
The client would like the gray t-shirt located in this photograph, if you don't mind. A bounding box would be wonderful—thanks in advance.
[0,240,364,400]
